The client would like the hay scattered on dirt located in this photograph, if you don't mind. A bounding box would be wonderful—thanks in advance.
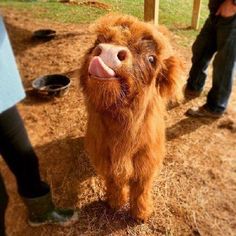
[218,118,236,133]
[60,0,111,10]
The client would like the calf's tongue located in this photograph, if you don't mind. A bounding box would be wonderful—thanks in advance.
[88,56,115,78]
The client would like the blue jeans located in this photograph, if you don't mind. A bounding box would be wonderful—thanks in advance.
[187,14,236,114]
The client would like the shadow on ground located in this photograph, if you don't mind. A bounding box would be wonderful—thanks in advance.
[166,116,217,141]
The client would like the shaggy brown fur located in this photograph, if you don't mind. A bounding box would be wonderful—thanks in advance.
[79,14,183,222]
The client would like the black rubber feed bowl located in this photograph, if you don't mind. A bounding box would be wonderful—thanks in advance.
[32,29,56,40]
[32,74,71,97]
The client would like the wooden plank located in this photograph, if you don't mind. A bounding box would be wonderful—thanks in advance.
[154,0,159,26]
[144,0,159,26]
[191,0,202,30]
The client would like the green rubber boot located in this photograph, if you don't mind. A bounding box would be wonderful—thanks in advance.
[22,192,78,227]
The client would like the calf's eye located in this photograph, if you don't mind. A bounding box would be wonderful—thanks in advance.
[148,55,156,65]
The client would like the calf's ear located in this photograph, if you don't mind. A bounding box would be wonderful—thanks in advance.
[157,56,184,103]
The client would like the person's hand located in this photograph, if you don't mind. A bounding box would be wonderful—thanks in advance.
[216,0,236,17]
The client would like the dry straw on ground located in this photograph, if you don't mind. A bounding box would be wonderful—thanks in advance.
[59,0,111,10]
[0,8,236,236]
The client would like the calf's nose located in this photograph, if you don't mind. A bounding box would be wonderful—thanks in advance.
[95,43,130,70]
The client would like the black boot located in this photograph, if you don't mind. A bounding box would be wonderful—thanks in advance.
[22,191,78,227]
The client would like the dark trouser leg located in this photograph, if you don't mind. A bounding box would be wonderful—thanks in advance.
[0,173,8,236]
[206,16,236,113]
[187,16,217,91]
[0,106,49,198]
[0,106,78,227]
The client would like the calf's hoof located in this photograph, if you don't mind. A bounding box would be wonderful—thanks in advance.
[131,208,152,223]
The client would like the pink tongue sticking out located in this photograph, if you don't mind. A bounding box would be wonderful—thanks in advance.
[88,56,115,78]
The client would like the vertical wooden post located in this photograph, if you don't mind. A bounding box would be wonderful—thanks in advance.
[144,0,159,26]
[191,0,202,30]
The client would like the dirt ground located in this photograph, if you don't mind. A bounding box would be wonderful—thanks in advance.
[0,8,236,236]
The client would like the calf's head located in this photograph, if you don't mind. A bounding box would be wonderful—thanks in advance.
[80,14,183,112]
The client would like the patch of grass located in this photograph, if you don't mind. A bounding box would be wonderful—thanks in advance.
[0,1,108,23]
[0,0,210,46]
[158,0,209,45]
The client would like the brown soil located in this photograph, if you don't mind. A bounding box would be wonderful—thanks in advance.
[0,8,236,236]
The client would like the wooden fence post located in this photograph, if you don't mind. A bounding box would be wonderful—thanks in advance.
[191,0,202,30]
[144,0,159,26]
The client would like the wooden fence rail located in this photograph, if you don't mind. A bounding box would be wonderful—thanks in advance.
[144,0,202,30]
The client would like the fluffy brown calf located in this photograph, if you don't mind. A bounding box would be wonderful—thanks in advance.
[79,14,183,222]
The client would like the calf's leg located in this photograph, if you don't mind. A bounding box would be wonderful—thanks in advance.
[105,177,129,210]
[130,151,159,222]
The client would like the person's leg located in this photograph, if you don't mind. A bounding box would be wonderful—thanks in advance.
[206,16,236,113]
[0,106,78,226]
[186,16,217,93]
[0,173,8,236]
[0,106,49,198]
